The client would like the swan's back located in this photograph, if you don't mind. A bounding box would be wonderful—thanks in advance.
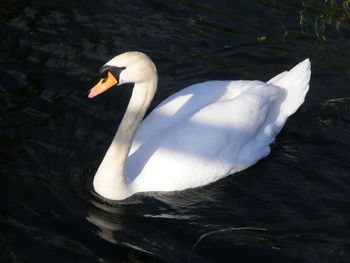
[127,59,311,193]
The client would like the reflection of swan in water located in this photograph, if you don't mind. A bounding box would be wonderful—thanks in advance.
[86,205,153,255]
[86,193,207,259]
[86,185,266,261]
[89,51,311,200]
[86,196,192,257]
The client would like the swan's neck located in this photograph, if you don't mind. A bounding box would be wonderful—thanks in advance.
[93,78,157,200]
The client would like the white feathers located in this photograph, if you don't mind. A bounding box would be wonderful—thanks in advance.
[92,52,311,200]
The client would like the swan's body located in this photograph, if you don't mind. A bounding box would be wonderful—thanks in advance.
[89,52,310,200]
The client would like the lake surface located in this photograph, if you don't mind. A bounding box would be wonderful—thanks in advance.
[1,0,350,262]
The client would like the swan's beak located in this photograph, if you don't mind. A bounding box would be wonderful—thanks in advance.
[88,72,118,98]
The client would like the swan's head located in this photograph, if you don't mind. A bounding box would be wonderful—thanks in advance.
[88,51,157,98]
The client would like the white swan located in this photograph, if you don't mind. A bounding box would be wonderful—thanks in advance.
[88,51,311,200]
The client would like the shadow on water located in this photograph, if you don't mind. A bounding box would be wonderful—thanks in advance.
[1,0,350,262]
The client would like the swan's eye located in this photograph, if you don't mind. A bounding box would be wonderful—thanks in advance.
[102,73,109,83]
[99,66,126,84]
[99,66,110,81]
[109,66,126,80]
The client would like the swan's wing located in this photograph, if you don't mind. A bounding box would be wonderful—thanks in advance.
[129,81,232,155]
[130,80,264,155]
[128,81,284,190]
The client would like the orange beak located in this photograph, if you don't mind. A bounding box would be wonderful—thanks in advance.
[88,72,118,98]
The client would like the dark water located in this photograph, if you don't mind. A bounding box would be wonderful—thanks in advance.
[1,0,350,262]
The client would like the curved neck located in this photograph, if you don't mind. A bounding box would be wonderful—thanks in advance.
[93,77,157,200]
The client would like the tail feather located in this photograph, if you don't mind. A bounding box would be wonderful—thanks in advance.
[267,71,288,84]
[268,59,311,117]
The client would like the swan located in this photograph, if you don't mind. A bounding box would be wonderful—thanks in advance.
[88,51,311,200]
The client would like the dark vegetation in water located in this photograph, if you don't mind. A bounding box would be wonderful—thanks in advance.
[0,0,350,262]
